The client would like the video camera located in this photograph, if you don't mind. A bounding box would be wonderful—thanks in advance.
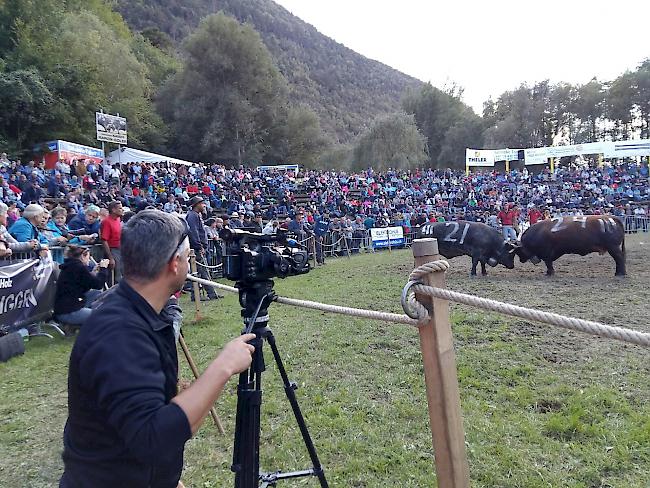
[219,228,310,283]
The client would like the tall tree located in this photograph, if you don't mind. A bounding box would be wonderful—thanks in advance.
[161,12,289,163]
[351,113,428,171]
[573,79,605,143]
[631,59,650,139]
[283,105,331,168]
[402,83,481,167]
[606,72,636,140]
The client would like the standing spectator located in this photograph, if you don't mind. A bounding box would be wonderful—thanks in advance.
[313,212,329,264]
[186,196,219,301]
[351,215,366,253]
[497,204,518,241]
[528,205,543,225]
[100,201,124,286]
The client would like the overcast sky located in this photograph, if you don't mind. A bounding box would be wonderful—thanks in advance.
[274,0,650,114]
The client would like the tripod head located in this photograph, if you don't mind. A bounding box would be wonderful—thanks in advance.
[237,279,277,334]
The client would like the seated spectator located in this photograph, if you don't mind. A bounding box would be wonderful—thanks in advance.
[68,205,101,235]
[49,207,96,245]
[41,210,69,247]
[9,203,49,246]
[54,245,109,326]
[0,201,37,255]
[262,219,279,235]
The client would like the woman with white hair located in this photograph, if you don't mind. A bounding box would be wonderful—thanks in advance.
[0,201,38,255]
[5,202,47,249]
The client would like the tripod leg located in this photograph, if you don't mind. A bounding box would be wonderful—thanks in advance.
[232,368,263,488]
[266,332,329,487]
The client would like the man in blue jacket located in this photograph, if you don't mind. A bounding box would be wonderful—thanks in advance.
[185,196,220,301]
[60,209,255,488]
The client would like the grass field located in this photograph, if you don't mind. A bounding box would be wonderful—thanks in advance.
[1,235,649,487]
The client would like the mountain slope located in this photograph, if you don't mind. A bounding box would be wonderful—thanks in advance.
[114,0,423,143]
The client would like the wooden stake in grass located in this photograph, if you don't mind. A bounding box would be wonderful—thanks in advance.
[179,333,225,434]
[412,238,470,488]
[189,250,203,321]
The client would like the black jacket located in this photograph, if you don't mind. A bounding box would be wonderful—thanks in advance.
[60,281,191,488]
[54,258,107,315]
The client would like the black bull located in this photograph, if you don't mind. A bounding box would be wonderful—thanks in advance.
[418,221,516,275]
[515,215,626,276]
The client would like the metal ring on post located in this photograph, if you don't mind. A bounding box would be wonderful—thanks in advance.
[401,280,424,320]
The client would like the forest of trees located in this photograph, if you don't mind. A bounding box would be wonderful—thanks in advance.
[1,0,648,171]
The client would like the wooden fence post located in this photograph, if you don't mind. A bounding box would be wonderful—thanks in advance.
[412,238,470,488]
[189,250,203,321]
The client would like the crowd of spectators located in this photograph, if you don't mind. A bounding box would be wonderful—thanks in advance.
[0,151,647,263]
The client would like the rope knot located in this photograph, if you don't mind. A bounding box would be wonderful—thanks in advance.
[401,259,450,324]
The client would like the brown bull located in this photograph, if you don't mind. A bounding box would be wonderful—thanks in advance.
[515,215,626,276]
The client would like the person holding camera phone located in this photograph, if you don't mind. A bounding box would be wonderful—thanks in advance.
[54,245,110,326]
[60,210,255,488]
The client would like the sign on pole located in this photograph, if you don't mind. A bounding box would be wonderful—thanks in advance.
[370,227,405,249]
[96,112,127,145]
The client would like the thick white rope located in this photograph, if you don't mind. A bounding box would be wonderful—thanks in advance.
[195,261,223,270]
[187,261,650,348]
[404,261,650,348]
[187,275,417,325]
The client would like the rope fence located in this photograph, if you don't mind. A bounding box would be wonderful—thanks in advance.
[187,263,649,348]
[186,237,648,488]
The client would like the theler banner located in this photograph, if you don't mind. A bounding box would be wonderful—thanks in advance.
[465,149,495,167]
[0,259,57,333]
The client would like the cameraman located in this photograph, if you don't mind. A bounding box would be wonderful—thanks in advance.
[60,209,256,488]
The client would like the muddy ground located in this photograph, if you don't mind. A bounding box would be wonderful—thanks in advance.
[396,233,649,368]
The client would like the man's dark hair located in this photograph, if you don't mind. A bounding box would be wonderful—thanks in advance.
[122,209,186,282]
[108,200,121,213]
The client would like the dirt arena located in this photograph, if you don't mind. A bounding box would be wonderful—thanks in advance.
[395,232,649,368]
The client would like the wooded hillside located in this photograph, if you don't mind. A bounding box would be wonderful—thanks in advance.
[114,0,423,143]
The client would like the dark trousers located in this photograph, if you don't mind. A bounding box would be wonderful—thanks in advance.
[315,236,325,264]
[191,251,218,300]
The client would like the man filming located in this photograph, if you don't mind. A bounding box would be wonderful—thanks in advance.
[60,209,256,488]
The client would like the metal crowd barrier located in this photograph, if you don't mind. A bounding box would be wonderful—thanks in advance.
[624,216,649,233]
[0,244,106,265]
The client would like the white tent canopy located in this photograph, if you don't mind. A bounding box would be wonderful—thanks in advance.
[107,147,193,167]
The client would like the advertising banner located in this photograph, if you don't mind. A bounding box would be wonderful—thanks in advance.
[0,259,57,333]
[547,142,608,158]
[370,227,405,249]
[604,139,650,158]
[465,148,495,167]
[493,148,520,162]
[524,147,550,165]
[96,112,128,144]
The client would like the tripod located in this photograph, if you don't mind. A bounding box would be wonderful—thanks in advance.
[231,280,329,488]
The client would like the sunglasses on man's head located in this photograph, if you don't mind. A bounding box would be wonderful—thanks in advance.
[169,217,190,262]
